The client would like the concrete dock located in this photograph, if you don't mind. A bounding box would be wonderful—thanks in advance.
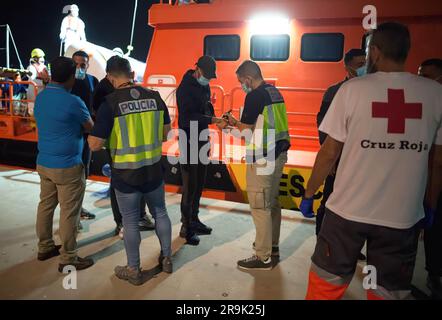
[0,166,430,300]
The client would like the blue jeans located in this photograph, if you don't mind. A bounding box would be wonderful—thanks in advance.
[115,182,172,269]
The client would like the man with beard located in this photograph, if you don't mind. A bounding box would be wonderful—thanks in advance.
[301,22,442,300]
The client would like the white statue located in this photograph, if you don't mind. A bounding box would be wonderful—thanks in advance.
[59,4,86,54]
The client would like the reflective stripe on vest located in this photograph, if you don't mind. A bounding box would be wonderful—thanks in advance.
[109,109,164,170]
[247,102,290,157]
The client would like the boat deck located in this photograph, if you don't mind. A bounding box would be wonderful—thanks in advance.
[0,166,431,300]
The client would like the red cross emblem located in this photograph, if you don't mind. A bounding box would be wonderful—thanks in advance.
[372,89,422,134]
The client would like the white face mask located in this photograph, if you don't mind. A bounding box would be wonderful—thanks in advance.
[75,68,86,80]
[197,75,210,86]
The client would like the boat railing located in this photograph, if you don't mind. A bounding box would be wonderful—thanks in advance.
[229,85,325,150]
[0,80,40,141]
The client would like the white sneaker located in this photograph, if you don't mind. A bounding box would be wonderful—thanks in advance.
[119,227,124,240]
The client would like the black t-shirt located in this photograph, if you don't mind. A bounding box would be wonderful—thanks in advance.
[240,83,290,160]
[92,77,115,114]
[71,74,99,115]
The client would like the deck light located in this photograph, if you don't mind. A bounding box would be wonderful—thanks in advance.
[249,14,290,35]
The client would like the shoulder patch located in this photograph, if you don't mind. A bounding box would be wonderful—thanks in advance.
[265,86,284,103]
[130,88,141,99]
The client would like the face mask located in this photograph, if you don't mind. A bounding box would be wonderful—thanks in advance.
[75,68,86,80]
[241,82,252,94]
[356,65,367,77]
[197,76,210,86]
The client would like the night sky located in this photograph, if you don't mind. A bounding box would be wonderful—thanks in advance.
[0,0,159,69]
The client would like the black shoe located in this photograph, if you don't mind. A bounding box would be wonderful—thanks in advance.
[185,232,200,246]
[252,242,280,257]
[237,255,272,270]
[192,220,212,235]
[114,223,123,236]
[179,224,187,238]
[80,208,96,220]
[139,215,155,231]
[427,275,442,299]
[38,245,62,261]
[58,257,94,272]
[358,253,367,261]
[159,255,173,274]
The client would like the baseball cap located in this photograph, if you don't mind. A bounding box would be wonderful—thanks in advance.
[196,55,217,79]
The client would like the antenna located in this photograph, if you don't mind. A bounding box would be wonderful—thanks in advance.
[0,24,24,69]
[127,0,138,57]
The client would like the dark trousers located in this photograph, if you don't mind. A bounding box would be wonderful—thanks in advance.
[82,137,92,179]
[316,173,335,235]
[424,193,442,277]
[179,140,209,227]
[309,209,420,299]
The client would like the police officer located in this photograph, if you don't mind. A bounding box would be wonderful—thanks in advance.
[222,60,290,270]
[88,57,173,286]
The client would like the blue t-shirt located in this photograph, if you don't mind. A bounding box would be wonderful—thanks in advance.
[34,83,91,168]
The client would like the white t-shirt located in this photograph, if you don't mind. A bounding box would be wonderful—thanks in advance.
[319,72,442,229]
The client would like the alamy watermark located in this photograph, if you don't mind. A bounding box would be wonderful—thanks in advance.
[62,265,77,290]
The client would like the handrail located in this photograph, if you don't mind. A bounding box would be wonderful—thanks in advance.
[0,80,39,117]
[144,82,227,158]
[228,85,325,149]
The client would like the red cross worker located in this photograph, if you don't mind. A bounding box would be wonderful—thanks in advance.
[301,22,442,300]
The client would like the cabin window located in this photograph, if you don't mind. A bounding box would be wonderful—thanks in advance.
[301,33,344,62]
[204,35,240,61]
[250,35,290,61]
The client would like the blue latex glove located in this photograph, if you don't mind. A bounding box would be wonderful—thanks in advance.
[420,204,435,229]
[102,163,112,177]
[300,197,315,218]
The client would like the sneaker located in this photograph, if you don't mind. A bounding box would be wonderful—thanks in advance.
[114,265,143,286]
[139,215,155,231]
[252,242,280,257]
[179,224,187,238]
[58,256,94,272]
[237,255,272,270]
[192,220,212,235]
[37,245,62,261]
[427,274,442,299]
[80,208,96,220]
[159,255,173,274]
[358,252,367,261]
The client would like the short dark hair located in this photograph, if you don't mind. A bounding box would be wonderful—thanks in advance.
[107,56,132,77]
[420,58,442,72]
[370,22,411,63]
[105,55,121,73]
[236,60,263,79]
[72,50,89,60]
[50,56,76,83]
[344,48,366,65]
